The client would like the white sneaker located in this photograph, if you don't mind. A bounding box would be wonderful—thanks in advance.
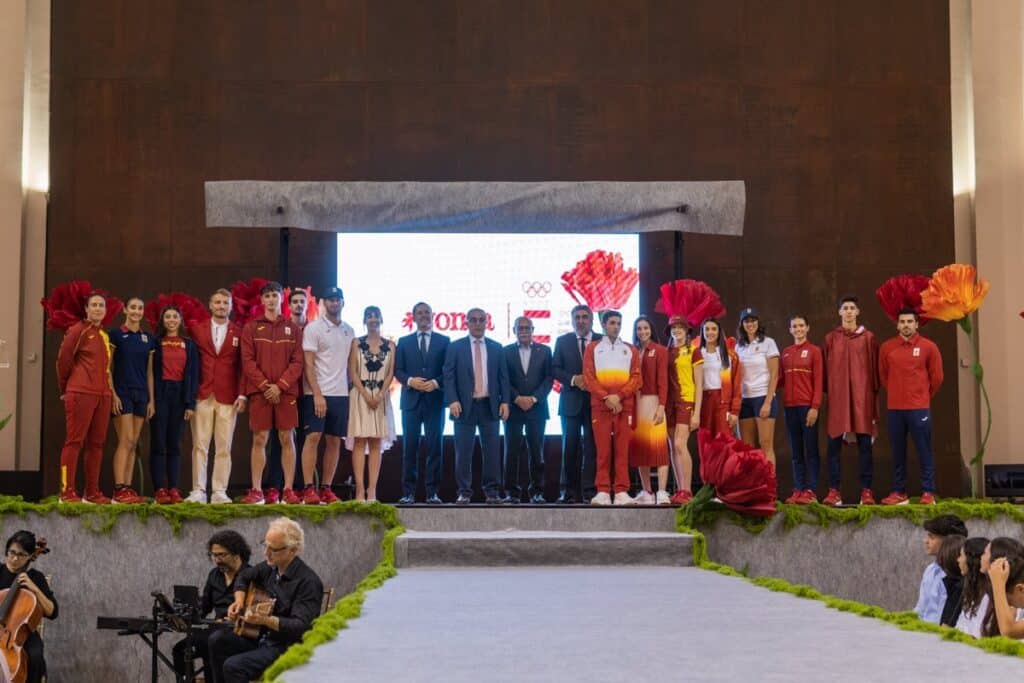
[613,492,635,506]
[210,491,232,504]
[590,492,612,506]
[633,490,655,505]
[655,490,671,505]
[185,490,207,504]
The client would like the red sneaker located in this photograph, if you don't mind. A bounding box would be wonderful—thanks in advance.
[112,487,132,504]
[784,490,804,504]
[919,492,937,505]
[59,488,82,504]
[168,488,184,504]
[83,489,111,505]
[821,488,842,506]
[318,486,340,504]
[240,488,264,505]
[302,486,321,505]
[281,488,302,505]
[859,488,876,506]
[154,488,173,505]
[123,487,147,504]
[881,491,909,506]
[264,488,280,504]
[800,489,818,504]
[669,490,693,505]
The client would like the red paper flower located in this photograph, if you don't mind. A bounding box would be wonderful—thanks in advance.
[144,292,210,331]
[283,285,319,323]
[697,429,777,517]
[561,250,639,312]
[875,274,931,324]
[230,278,269,326]
[654,279,727,329]
[40,280,123,331]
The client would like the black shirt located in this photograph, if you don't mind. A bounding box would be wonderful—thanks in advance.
[202,564,249,619]
[0,566,58,621]
[235,557,323,645]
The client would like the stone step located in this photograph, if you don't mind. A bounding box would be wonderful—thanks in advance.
[397,506,679,533]
[393,530,694,568]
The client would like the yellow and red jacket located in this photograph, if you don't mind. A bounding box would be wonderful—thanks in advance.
[56,320,112,396]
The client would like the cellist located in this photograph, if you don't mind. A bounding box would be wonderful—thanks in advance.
[0,531,57,683]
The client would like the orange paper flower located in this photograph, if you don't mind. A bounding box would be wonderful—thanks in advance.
[920,264,989,323]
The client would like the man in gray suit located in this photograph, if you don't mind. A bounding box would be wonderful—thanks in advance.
[503,317,554,503]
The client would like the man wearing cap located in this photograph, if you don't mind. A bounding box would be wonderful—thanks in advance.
[395,302,450,504]
[298,287,355,505]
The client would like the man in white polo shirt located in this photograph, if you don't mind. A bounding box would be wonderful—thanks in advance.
[298,287,355,504]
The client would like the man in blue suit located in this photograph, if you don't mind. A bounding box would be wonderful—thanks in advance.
[394,302,450,504]
[503,317,553,504]
[443,308,511,504]
[552,304,602,503]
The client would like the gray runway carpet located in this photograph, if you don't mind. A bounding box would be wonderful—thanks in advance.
[283,566,1024,681]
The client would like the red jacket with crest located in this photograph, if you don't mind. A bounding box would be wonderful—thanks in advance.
[189,320,244,405]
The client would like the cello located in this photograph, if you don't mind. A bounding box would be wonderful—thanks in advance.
[0,538,49,683]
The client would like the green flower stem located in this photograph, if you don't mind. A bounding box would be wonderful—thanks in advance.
[959,316,993,495]
[677,502,1024,658]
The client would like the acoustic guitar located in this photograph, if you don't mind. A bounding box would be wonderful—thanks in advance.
[233,583,275,640]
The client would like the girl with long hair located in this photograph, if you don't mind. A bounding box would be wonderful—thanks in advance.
[955,536,991,637]
[980,537,1024,637]
[150,305,199,504]
[629,316,670,505]
[665,318,699,505]
[692,318,742,436]
[989,551,1024,639]
[108,296,153,503]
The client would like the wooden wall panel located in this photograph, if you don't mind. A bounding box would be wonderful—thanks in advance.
[44,0,959,500]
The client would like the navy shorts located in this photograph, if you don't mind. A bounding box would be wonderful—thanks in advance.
[740,395,777,420]
[301,395,349,438]
[117,387,150,417]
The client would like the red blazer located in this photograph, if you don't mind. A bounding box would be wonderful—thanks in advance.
[189,320,244,405]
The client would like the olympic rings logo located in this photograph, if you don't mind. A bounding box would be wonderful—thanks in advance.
[522,281,552,298]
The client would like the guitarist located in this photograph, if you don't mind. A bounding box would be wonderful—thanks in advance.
[0,531,57,683]
[208,518,323,683]
[172,530,251,681]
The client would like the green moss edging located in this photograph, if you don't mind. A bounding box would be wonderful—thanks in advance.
[676,507,1024,659]
[0,495,400,535]
[685,499,1024,536]
[263,523,404,682]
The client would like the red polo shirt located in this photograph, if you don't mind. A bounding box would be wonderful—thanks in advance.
[879,332,943,410]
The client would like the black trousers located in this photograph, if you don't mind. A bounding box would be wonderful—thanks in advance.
[401,402,445,498]
[504,418,545,499]
[560,405,596,500]
[207,629,287,683]
[172,629,213,681]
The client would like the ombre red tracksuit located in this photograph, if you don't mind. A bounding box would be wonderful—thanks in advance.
[583,337,642,494]
[56,320,113,495]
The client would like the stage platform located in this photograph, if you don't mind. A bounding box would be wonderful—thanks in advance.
[395,506,691,567]
[282,566,1024,682]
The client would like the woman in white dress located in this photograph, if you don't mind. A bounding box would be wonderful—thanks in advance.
[347,306,396,502]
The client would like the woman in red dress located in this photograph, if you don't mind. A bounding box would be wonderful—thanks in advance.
[628,316,671,505]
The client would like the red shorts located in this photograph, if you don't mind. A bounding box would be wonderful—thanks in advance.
[248,393,299,432]
[670,401,695,428]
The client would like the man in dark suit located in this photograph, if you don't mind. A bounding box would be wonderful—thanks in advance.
[394,302,450,504]
[503,317,554,504]
[443,308,510,504]
[552,304,602,503]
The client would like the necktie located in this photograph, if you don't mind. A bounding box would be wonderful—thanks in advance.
[419,332,427,357]
[473,339,485,397]
[578,336,586,360]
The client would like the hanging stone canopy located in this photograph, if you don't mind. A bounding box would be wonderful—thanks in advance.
[204,180,745,235]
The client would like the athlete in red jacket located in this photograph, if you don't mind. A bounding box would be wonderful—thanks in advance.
[56,293,114,504]
[239,282,304,505]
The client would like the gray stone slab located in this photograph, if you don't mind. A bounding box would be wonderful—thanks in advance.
[704,513,1024,611]
[394,530,694,567]
[0,511,384,683]
[204,180,746,236]
[284,566,1024,682]
[397,506,679,532]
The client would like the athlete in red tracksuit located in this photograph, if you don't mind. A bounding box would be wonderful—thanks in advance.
[239,282,304,505]
[56,294,114,503]
[583,311,642,504]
